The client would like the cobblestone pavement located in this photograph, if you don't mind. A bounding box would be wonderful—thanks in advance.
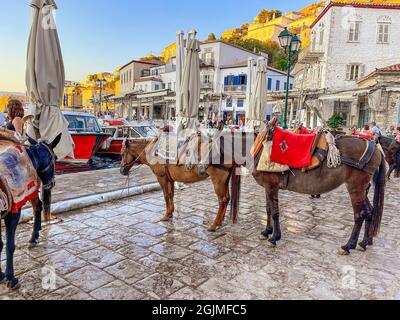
[52,167,157,203]
[1,176,400,300]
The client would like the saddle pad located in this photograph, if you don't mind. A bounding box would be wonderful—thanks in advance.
[257,141,290,173]
[0,140,40,213]
[156,133,180,162]
[270,127,316,169]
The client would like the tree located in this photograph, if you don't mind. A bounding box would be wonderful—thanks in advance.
[327,113,345,129]
[228,38,289,71]
[207,33,217,41]
[255,9,282,23]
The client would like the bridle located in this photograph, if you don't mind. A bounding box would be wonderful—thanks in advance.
[121,141,147,171]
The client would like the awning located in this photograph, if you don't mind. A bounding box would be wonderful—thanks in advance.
[319,93,355,101]
[137,90,170,99]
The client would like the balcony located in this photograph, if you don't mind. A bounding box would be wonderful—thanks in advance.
[201,82,214,89]
[200,58,215,67]
[224,85,247,92]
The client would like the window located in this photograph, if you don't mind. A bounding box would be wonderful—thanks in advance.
[284,82,287,90]
[290,83,293,90]
[267,78,272,90]
[226,98,233,108]
[276,80,281,91]
[319,28,324,45]
[346,64,364,81]
[334,101,351,127]
[237,99,244,108]
[348,21,361,42]
[377,23,390,43]
[204,74,211,83]
[155,84,160,91]
[168,83,171,90]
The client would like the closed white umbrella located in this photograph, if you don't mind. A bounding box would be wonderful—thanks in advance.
[26,0,74,159]
[246,57,268,131]
[176,30,200,133]
[175,30,185,121]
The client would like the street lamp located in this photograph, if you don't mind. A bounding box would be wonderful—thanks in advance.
[278,27,301,129]
[96,78,107,116]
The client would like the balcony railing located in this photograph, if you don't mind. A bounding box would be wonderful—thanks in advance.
[201,82,214,89]
[200,58,215,67]
[224,85,247,92]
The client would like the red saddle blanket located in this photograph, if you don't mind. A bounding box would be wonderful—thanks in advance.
[0,140,40,213]
[270,127,317,169]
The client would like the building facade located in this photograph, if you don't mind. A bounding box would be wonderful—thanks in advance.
[294,1,400,129]
[113,40,294,124]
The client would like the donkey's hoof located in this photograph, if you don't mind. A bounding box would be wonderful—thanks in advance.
[356,245,367,252]
[0,272,6,284]
[266,239,277,248]
[7,278,20,291]
[160,215,172,222]
[338,247,350,256]
[259,234,269,241]
[28,241,38,249]
[208,225,218,232]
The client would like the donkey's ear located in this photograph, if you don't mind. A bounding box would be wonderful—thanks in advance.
[124,139,130,147]
[50,133,62,150]
[28,136,38,145]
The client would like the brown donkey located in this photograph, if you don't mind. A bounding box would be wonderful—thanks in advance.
[252,122,387,255]
[120,134,242,232]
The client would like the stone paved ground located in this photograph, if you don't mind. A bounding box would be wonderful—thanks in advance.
[52,167,157,203]
[1,177,400,300]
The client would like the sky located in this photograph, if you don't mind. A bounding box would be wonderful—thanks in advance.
[0,0,312,92]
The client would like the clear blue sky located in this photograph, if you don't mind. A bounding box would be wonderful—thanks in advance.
[0,0,312,92]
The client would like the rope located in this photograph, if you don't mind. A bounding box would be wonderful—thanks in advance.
[325,130,342,168]
[0,190,9,213]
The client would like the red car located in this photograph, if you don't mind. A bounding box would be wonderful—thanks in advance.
[97,124,158,159]
[61,111,110,164]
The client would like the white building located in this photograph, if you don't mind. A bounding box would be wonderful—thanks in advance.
[219,61,294,124]
[115,40,295,124]
[296,1,400,128]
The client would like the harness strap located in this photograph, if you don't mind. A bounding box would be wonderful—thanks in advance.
[340,140,377,175]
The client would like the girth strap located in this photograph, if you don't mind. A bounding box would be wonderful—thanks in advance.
[340,140,377,175]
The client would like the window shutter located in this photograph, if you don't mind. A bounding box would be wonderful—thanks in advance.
[224,76,229,86]
[360,65,366,79]
[346,65,351,81]
[384,24,389,43]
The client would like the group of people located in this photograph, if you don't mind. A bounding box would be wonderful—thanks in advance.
[349,122,400,142]
[0,99,25,135]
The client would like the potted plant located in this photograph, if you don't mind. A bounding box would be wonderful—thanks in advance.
[327,113,344,132]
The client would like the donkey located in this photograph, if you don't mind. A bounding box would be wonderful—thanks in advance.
[252,121,386,255]
[378,135,400,179]
[0,132,61,289]
[120,130,246,232]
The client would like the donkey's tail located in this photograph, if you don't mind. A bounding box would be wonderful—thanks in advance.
[230,164,241,224]
[370,153,387,237]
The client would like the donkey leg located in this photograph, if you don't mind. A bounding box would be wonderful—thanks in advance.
[208,168,231,232]
[387,164,396,180]
[29,197,43,248]
[260,199,273,240]
[358,196,374,251]
[266,188,281,247]
[209,181,230,232]
[158,177,175,222]
[340,183,370,255]
[5,210,21,290]
[0,218,5,284]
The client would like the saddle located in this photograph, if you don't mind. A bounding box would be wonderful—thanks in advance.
[253,127,329,173]
[0,138,40,214]
[153,131,211,168]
